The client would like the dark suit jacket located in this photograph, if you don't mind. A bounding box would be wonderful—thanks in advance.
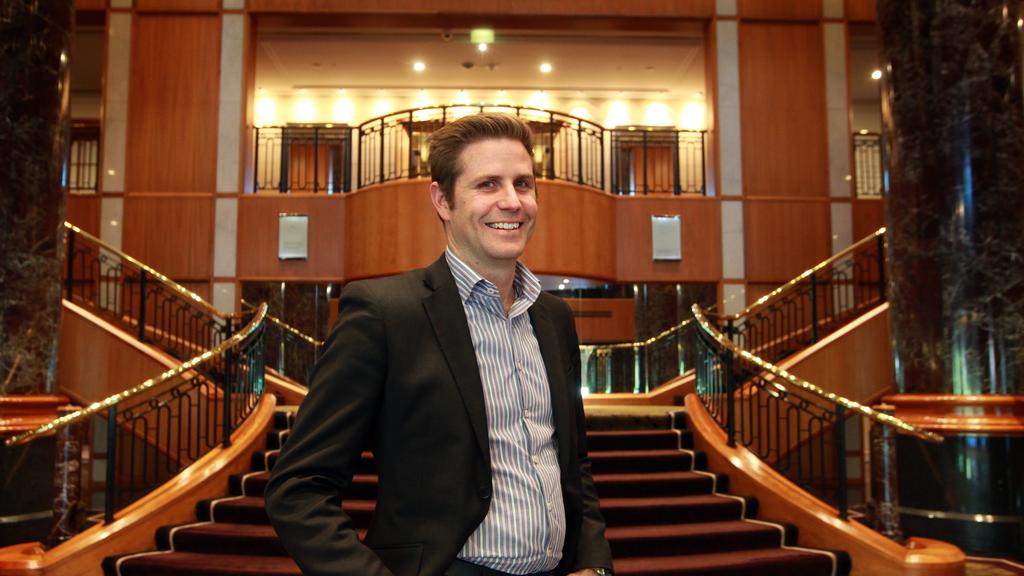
[265,256,612,576]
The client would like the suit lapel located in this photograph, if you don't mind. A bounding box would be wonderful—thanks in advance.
[529,299,573,474]
[422,257,491,467]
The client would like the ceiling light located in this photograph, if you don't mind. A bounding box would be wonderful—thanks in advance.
[562,278,570,283]
[859,129,868,134]
[470,28,495,44]
[871,69,882,80]
[539,62,553,74]
[413,61,426,72]
[477,42,488,53]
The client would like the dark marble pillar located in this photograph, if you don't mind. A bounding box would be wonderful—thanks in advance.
[877,0,1024,558]
[0,1,73,394]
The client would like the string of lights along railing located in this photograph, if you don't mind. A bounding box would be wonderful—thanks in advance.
[251,105,709,196]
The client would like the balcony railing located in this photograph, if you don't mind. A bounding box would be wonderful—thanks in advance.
[356,105,605,190]
[254,125,353,193]
[609,127,706,195]
[853,132,883,198]
[66,121,100,193]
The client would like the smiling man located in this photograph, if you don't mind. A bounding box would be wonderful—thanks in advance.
[265,113,613,576]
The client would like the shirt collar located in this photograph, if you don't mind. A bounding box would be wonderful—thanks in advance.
[444,247,541,307]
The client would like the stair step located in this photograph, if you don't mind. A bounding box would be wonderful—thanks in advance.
[589,449,704,474]
[600,494,752,526]
[591,471,718,498]
[106,551,300,576]
[156,522,369,556]
[231,472,378,499]
[586,429,690,451]
[613,547,839,575]
[606,520,791,558]
[195,496,374,525]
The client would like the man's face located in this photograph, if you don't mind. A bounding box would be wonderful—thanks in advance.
[431,138,538,273]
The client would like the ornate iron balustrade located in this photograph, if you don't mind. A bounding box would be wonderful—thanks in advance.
[720,228,887,365]
[66,121,100,193]
[692,303,941,527]
[580,319,699,395]
[254,125,353,193]
[241,298,323,386]
[854,132,884,198]
[357,105,605,190]
[609,127,706,195]
[5,304,268,546]
[63,222,233,362]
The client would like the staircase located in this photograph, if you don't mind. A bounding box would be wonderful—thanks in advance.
[104,409,849,576]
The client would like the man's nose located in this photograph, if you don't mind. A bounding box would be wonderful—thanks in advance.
[495,182,522,209]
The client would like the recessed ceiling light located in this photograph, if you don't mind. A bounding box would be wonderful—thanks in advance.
[859,129,868,134]
[871,69,882,80]
[539,62,552,74]
[413,61,426,72]
[477,43,488,53]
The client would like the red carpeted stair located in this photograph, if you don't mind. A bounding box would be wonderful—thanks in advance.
[103,410,850,576]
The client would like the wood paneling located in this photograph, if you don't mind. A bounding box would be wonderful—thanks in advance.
[135,0,221,11]
[58,300,180,404]
[73,0,106,11]
[853,198,885,242]
[0,395,70,435]
[740,23,829,197]
[565,298,635,344]
[745,282,776,306]
[738,0,821,20]
[343,179,444,279]
[744,199,830,283]
[884,394,1024,435]
[523,180,616,280]
[125,15,220,193]
[122,195,214,279]
[236,194,346,279]
[615,196,721,282]
[246,0,714,18]
[846,0,878,22]
[66,194,101,236]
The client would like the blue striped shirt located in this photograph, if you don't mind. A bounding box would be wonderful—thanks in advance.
[446,248,565,574]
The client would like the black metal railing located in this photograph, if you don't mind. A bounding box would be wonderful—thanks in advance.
[241,299,322,386]
[66,121,100,193]
[610,128,706,195]
[853,132,883,198]
[63,222,232,362]
[692,304,941,524]
[580,320,700,395]
[4,304,268,546]
[357,105,605,190]
[721,228,887,365]
[254,125,353,193]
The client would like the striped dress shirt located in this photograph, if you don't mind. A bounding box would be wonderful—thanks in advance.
[446,248,566,575]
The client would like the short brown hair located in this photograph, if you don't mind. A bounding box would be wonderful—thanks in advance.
[428,112,534,206]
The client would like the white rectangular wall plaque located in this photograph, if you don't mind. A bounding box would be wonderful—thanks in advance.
[279,213,309,260]
[651,214,682,261]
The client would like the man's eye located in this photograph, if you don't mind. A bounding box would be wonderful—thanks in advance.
[478,180,495,188]
[515,180,533,189]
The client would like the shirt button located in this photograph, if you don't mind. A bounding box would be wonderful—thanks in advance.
[546,499,552,510]
[523,409,530,419]
[531,455,539,464]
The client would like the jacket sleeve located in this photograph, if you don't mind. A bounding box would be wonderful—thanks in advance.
[264,282,394,576]
[562,302,614,572]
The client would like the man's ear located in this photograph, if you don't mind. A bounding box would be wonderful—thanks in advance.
[429,182,451,223]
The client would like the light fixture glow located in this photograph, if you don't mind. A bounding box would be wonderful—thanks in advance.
[679,101,706,130]
[604,101,631,129]
[527,90,550,109]
[644,102,674,126]
[539,62,553,74]
[477,42,489,53]
[871,69,882,80]
[255,97,277,127]
[294,99,317,123]
[859,129,869,134]
[413,61,426,72]
[470,28,495,44]
[332,98,354,124]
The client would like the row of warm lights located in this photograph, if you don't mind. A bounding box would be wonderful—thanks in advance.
[413,60,553,74]
[254,93,706,130]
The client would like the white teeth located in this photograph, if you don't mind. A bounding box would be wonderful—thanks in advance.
[487,222,520,230]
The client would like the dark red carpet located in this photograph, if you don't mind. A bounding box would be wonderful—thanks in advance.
[103,410,850,576]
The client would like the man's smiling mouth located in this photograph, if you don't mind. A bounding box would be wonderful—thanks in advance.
[486,222,521,230]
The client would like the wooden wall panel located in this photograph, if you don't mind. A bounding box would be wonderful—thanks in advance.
[122,195,213,279]
[615,197,721,282]
[852,198,885,242]
[246,0,714,17]
[744,199,830,283]
[737,0,821,20]
[565,298,635,344]
[846,0,878,22]
[236,195,345,279]
[344,179,445,280]
[740,23,829,198]
[135,0,221,11]
[73,0,106,10]
[523,181,616,280]
[125,15,220,193]
[746,282,777,307]
[66,194,101,236]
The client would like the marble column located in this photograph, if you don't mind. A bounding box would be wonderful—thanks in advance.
[878,0,1024,558]
[0,0,74,395]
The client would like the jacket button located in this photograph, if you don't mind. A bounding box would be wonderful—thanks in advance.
[478,487,492,500]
